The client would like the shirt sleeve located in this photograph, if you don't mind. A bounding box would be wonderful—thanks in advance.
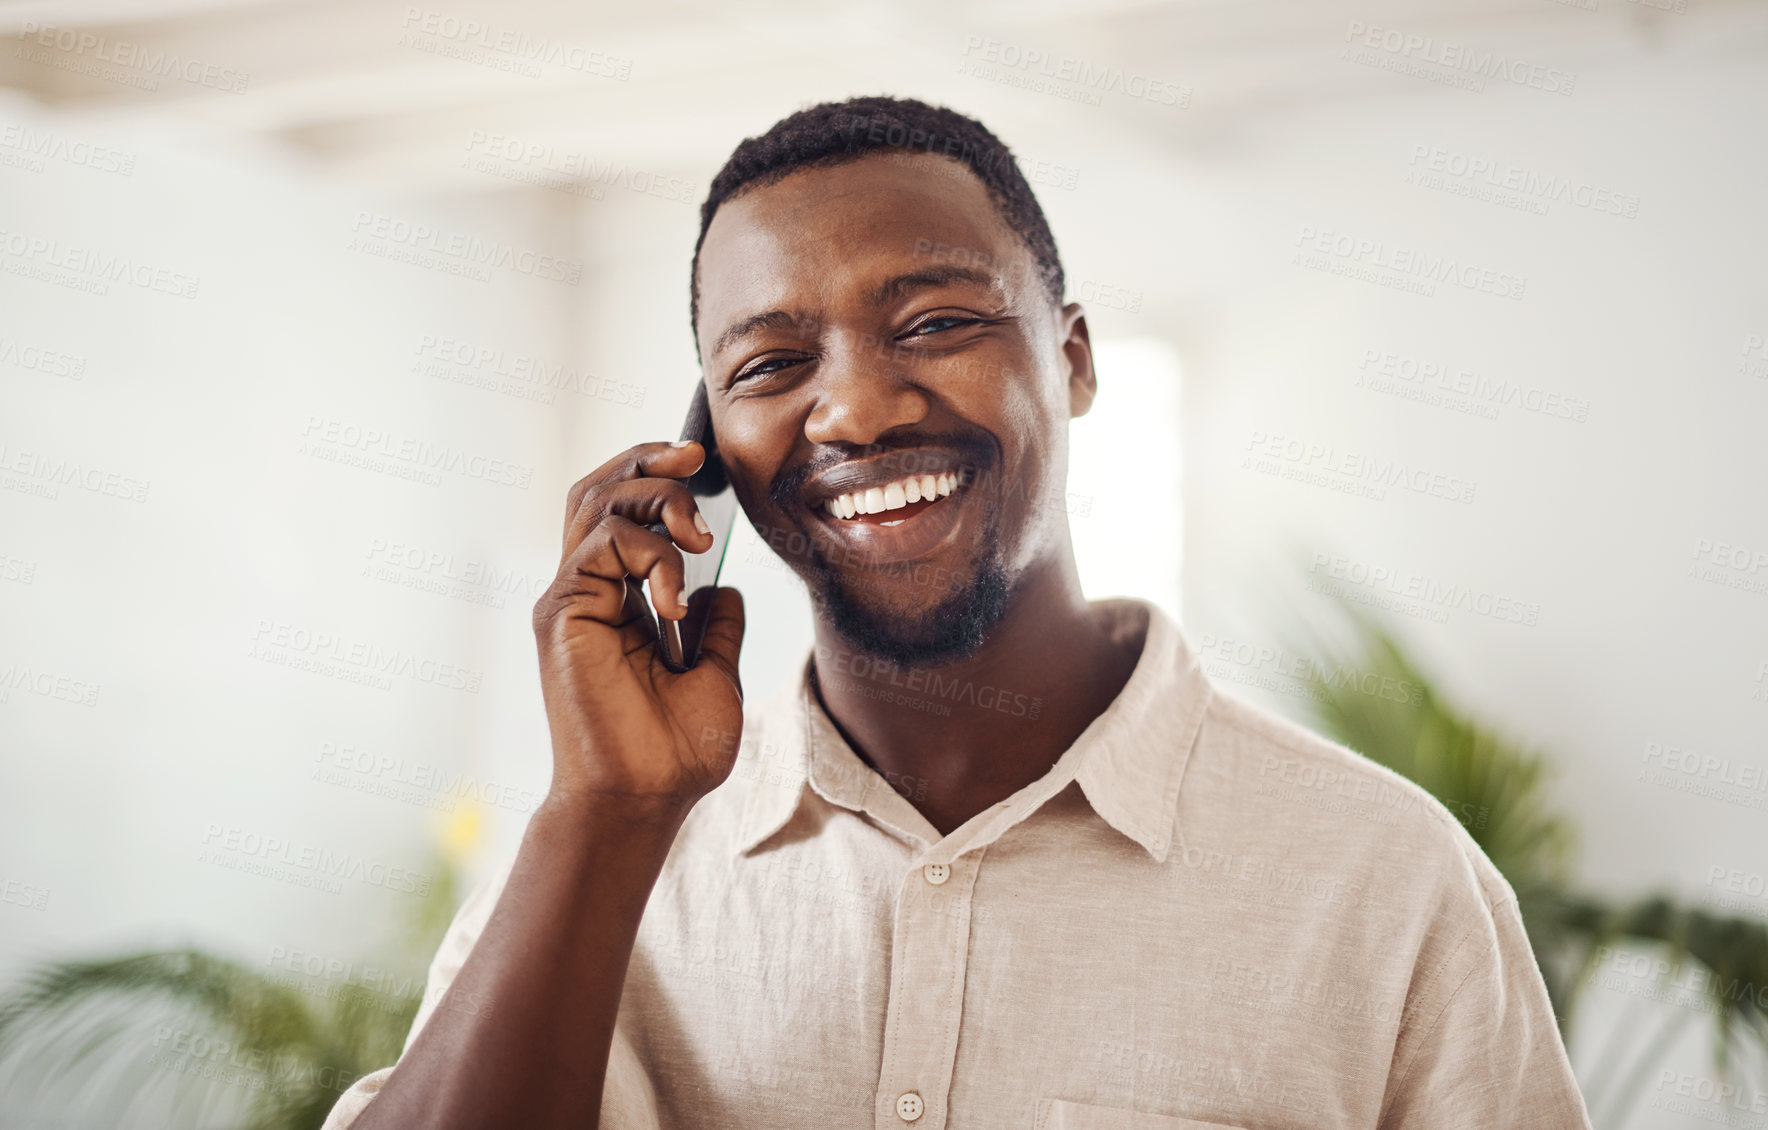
[318,867,508,1130]
[1377,868,1592,1130]
[319,865,664,1130]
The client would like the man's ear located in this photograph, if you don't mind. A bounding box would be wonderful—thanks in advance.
[1059,303,1098,418]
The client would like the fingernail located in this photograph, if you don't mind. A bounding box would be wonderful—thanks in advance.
[674,588,688,609]
[670,439,691,448]
[693,511,711,536]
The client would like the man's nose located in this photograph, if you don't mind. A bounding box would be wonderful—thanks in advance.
[802,332,930,447]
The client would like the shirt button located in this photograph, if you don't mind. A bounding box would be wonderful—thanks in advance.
[922,863,950,886]
[895,1091,925,1121]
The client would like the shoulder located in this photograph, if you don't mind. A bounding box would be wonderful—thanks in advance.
[1183,680,1516,941]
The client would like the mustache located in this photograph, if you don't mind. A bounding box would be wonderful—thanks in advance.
[768,430,997,511]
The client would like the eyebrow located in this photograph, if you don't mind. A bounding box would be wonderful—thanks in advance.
[709,265,1001,357]
[866,264,1000,307]
[711,309,811,358]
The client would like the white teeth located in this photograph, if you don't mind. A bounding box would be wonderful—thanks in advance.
[822,469,965,521]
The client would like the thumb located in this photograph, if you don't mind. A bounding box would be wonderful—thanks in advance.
[686,586,745,699]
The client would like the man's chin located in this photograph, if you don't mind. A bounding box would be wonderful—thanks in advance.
[813,560,1015,669]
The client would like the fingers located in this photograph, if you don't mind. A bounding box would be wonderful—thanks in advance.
[683,587,746,698]
[579,479,714,560]
[538,516,686,630]
[560,441,705,553]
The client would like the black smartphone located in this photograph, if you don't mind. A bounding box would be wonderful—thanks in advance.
[646,381,738,672]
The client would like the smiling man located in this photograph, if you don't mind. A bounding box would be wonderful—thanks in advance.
[326,97,1591,1130]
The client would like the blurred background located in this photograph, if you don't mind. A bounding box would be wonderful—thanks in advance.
[0,1,1764,1127]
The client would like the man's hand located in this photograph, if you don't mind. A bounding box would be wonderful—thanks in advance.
[349,439,743,1130]
[532,439,745,810]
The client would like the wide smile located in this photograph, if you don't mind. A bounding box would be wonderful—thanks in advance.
[819,467,970,526]
[802,460,978,566]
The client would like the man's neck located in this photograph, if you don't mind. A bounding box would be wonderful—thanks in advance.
[808,561,1148,838]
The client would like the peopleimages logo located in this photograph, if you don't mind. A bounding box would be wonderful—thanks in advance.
[0,124,136,176]
[1245,430,1478,505]
[14,22,251,93]
[398,7,632,80]
[348,212,582,285]
[1342,22,1577,96]
[1307,553,1541,626]
[0,661,100,707]
[1692,538,1768,575]
[198,824,434,896]
[413,335,647,408]
[1356,348,1591,423]
[315,740,543,816]
[959,36,1190,107]
[362,536,549,607]
[1641,742,1767,791]
[0,228,200,299]
[814,644,1044,721]
[1196,633,1426,707]
[0,440,150,503]
[0,335,87,380]
[462,132,696,203]
[248,619,483,694]
[1406,145,1639,218]
[1294,226,1526,301]
[299,416,533,490]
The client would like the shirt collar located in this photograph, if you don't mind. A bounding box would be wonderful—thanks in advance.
[731,599,1211,864]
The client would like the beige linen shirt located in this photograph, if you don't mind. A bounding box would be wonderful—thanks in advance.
[323,599,1591,1130]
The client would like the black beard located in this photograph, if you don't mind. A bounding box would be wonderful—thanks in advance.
[803,511,1017,668]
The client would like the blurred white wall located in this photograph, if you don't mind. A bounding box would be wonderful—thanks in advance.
[0,92,578,976]
[1170,42,1767,906]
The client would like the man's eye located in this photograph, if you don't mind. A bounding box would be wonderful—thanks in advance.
[904,316,977,338]
[734,356,800,383]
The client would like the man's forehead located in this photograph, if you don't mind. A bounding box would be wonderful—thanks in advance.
[710,150,1001,239]
[696,153,1031,330]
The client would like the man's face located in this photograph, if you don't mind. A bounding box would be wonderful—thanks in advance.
[695,151,1093,666]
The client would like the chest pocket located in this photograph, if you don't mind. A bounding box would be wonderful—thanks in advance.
[1036,1098,1251,1130]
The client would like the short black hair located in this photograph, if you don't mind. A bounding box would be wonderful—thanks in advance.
[690,95,1067,346]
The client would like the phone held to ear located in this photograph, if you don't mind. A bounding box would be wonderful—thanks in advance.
[645,382,738,673]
